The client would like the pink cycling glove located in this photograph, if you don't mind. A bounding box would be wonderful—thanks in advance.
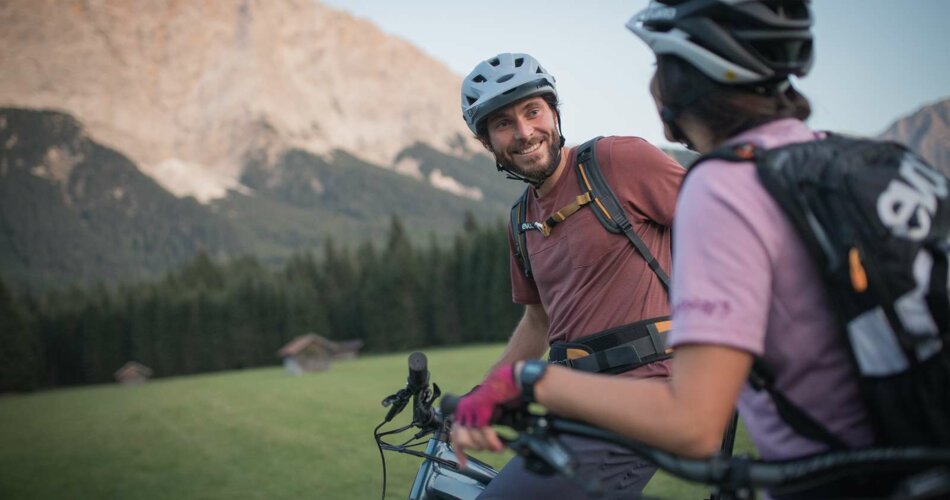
[454,364,522,427]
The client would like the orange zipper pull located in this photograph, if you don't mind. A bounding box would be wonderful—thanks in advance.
[849,247,868,292]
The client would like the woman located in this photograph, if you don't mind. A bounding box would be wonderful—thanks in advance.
[451,1,893,497]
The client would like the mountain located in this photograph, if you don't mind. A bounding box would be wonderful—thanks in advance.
[0,108,243,290]
[0,106,525,290]
[0,0,484,189]
[878,97,950,175]
[0,1,530,290]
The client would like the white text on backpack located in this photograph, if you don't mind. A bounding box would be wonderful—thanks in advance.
[877,155,948,241]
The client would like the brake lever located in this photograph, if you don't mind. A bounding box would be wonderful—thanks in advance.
[381,388,411,423]
[410,383,443,434]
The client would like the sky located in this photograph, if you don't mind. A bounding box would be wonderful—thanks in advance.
[320,0,949,148]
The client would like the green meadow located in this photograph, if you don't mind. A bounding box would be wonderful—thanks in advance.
[0,344,753,499]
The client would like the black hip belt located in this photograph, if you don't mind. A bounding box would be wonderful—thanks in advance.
[548,316,672,375]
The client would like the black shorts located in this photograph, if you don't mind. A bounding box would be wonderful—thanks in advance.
[476,434,657,499]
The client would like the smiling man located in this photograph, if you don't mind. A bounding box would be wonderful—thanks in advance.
[455,53,684,498]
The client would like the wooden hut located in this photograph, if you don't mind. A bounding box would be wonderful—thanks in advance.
[114,361,154,385]
[277,334,365,374]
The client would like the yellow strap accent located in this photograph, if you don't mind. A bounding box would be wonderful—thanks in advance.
[654,320,672,333]
[849,247,868,292]
[566,348,590,360]
[577,163,614,220]
[593,198,613,221]
[577,162,614,221]
[535,193,593,238]
[551,193,593,222]
[578,162,593,190]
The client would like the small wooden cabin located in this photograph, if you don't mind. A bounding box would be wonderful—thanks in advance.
[114,361,154,385]
[277,334,365,374]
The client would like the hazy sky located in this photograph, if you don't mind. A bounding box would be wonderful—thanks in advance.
[321,0,949,148]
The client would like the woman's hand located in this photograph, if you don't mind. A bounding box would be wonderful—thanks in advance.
[449,362,524,468]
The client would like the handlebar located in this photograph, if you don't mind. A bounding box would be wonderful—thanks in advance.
[439,394,950,497]
[382,355,950,499]
[407,351,429,392]
[380,352,442,431]
[440,393,460,416]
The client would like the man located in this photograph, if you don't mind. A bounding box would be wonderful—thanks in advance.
[453,53,684,498]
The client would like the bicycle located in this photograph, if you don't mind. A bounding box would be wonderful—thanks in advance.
[375,352,950,499]
[375,352,497,499]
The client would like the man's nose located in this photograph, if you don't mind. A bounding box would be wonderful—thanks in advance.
[513,118,533,139]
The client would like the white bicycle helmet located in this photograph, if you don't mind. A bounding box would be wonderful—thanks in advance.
[461,53,558,135]
[626,0,814,84]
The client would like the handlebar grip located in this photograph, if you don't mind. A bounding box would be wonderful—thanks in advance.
[440,394,461,417]
[407,351,429,391]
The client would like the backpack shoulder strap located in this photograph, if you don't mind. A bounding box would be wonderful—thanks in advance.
[509,188,533,278]
[575,137,671,292]
[687,142,757,173]
[749,358,850,450]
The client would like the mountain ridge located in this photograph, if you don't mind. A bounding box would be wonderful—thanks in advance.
[0,0,482,201]
[1,1,944,292]
[878,97,949,175]
[0,107,243,290]
[0,106,521,291]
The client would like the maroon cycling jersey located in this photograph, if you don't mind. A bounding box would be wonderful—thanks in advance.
[509,136,684,378]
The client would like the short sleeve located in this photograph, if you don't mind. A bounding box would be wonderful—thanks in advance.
[668,162,779,355]
[599,137,685,227]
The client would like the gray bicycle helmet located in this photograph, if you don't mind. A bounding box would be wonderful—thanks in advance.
[626,0,814,84]
[461,53,558,135]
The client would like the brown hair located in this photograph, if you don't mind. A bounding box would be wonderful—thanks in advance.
[654,55,811,146]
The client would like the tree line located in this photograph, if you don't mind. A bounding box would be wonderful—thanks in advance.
[0,214,522,392]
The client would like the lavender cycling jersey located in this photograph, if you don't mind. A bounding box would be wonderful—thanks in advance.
[668,119,876,460]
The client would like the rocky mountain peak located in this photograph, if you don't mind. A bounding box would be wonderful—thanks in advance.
[879,97,949,174]
[0,0,478,199]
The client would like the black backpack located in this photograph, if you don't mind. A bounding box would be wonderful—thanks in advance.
[510,137,671,291]
[692,134,950,448]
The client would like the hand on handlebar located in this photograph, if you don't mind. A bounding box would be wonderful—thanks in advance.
[455,364,523,427]
[449,363,525,469]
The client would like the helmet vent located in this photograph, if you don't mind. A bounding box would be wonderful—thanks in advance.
[497,74,514,83]
[514,57,524,67]
[489,58,500,67]
[472,75,487,83]
[466,96,478,105]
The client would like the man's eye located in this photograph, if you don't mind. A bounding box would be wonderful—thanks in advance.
[493,120,509,129]
[527,108,541,118]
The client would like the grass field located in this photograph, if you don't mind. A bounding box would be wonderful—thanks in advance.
[0,345,755,499]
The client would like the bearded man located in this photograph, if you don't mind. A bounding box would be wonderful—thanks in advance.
[452,53,685,498]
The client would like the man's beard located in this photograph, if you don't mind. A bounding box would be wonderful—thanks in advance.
[494,135,562,184]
